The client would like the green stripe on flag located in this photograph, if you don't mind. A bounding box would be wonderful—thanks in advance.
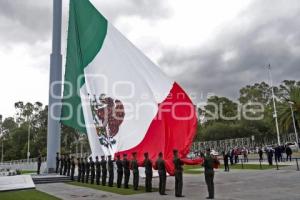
[61,0,108,133]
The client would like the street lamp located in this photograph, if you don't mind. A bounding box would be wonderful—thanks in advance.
[267,64,281,145]
[27,116,31,163]
[0,114,3,163]
[288,101,299,147]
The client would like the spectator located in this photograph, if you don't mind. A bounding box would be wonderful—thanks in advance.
[286,146,292,162]
[267,149,274,166]
[258,148,263,161]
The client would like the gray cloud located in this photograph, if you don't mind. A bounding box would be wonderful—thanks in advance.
[0,0,52,44]
[0,0,171,46]
[94,0,172,22]
[159,0,300,102]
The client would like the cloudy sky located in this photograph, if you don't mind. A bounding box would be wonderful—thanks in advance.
[0,0,299,118]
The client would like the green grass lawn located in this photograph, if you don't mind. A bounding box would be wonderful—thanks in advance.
[20,170,36,174]
[0,189,60,200]
[184,163,288,174]
[67,181,159,195]
[184,165,204,174]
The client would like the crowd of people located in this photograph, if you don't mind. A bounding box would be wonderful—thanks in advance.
[55,150,185,198]
[55,149,219,199]
[219,145,294,170]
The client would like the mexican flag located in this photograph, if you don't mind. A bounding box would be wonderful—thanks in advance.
[61,0,198,174]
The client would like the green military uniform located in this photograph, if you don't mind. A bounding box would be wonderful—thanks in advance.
[90,157,95,184]
[81,159,85,183]
[123,156,130,189]
[143,153,153,192]
[77,158,81,182]
[95,156,101,185]
[173,155,184,197]
[56,153,60,174]
[63,156,68,175]
[59,155,64,175]
[100,156,107,186]
[108,156,114,187]
[203,153,218,199]
[156,155,167,195]
[131,156,139,190]
[70,157,75,181]
[67,156,71,176]
[116,156,123,188]
[85,158,90,183]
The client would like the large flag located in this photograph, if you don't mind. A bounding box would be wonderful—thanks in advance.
[61,0,199,174]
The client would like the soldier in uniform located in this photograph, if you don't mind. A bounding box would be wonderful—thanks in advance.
[56,152,60,173]
[116,154,123,188]
[203,148,219,199]
[37,155,42,175]
[123,154,130,189]
[70,156,75,181]
[108,155,114,187]
[60,155,64,175]
[67,154,71,176]
[95,156,101,185]
[77,157,81,182]
[156,152,167,195]
[63,155,68,175]
[90,157,95,184]
[85,157,90,183]
[173,149,184,197]
[131,152,139,190]
[143,152,153,192]
[100,156,107,186]
[81,158,85,183]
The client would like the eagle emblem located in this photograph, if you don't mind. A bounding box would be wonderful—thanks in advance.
[89,93,125,148]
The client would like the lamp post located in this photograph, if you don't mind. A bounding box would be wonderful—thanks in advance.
[0,114,3,163]
[288,101,299,147]
[267,64,281,145]
[27,116,31,163]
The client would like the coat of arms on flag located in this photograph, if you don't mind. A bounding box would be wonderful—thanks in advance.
[89,93,125,149]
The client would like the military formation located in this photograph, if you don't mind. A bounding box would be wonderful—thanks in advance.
[55,149,219,199]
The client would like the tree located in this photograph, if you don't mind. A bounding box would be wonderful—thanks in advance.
[239,82,272,105]
[204,96,239,124]
[278,81,300,134]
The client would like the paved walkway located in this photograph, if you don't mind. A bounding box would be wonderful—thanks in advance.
[37,169,300,200]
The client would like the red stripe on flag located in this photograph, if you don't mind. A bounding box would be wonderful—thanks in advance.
[116,82,198,175]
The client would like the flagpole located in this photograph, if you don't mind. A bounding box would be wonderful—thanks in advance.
[267,64,281,145]
[46,0,62,173]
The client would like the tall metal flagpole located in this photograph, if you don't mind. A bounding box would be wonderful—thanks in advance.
[267,64,281,145]
[46,0,62,173]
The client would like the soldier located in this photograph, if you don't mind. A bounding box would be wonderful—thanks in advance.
[37,155,42,175]
[56,152,60,173]
[223,151,230,172]
[123,154,130,189]
[60,155,64,175]
[108,155,114,187]
[85,157,90,183]
[63,155,68,175]
[70,156,75,181]
[95,156,101,185]
[67,155,71,176]
[203,148,219,199]
[131,152,139,190]
[90,157,95,184]
[173,149,184,197]
[77,158,81,182]
[116,154,123,188]
[100,156,107,186]
[156,152,167,195]
[143,152,153,192]
[81,158,85,183]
